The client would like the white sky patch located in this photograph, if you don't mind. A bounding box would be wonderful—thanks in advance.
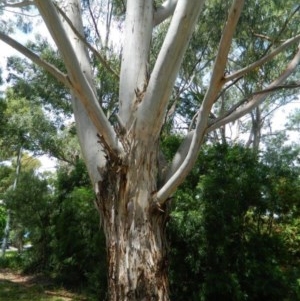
[0,40,19,89]
[272,98,300,128]
[36,154,57,173]
[271,97,300,144]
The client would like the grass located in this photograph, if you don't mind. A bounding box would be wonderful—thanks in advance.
[0,251,87,301]
[0,279,73,301]
[0,275,89,301]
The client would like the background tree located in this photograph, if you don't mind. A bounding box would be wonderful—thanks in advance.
[0,85,58,254]
[1,1,300,300]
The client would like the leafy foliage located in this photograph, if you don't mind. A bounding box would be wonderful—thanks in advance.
[2,159,108,298]
[169,143,300,301]
[50,161,107,296]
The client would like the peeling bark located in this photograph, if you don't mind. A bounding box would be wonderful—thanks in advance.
[95,135,170,301]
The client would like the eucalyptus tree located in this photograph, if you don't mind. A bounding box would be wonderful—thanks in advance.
[171,1,300,148]
[0,89,52,254]
[1,1,300,300]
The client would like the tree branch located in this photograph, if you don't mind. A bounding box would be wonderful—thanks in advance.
[153,0,178,26]
[54,2,119,80]
[34,0,123,157]
[225,34,300,83]
[164,131,194,182]
[0,31,70,88]
[118,0,154,128]
[252,82,300,94]
[208,45,300,132]
[71,95,108,185]
[86,0,102,45]
[0,0,33,8]
[136,0,205,139]
[155,0,244,204]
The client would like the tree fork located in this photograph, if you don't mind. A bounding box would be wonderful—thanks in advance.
[95,138,170,301]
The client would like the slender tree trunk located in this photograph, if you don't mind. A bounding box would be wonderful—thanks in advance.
[245,107,262,150]
[1,209,10,257]
[252,107,262,151]
[1,146,22,257]
[95,137,170,301]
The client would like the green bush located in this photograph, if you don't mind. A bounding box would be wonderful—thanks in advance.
[169,144,300,301]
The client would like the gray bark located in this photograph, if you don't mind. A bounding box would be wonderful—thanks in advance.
[1,146,22,257]
[95,135,170,300]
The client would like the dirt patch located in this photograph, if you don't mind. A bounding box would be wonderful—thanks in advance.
[0,268,87,300]
[0,268,51,286]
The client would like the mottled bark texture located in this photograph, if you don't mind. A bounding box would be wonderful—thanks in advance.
[95,136,170,301]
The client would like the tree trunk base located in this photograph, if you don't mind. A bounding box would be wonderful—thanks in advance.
[95,140,170,301]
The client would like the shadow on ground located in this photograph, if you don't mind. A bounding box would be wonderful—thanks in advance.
[0,269,86,301]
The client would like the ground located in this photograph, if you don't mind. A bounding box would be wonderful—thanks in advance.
[0,268,87,301]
